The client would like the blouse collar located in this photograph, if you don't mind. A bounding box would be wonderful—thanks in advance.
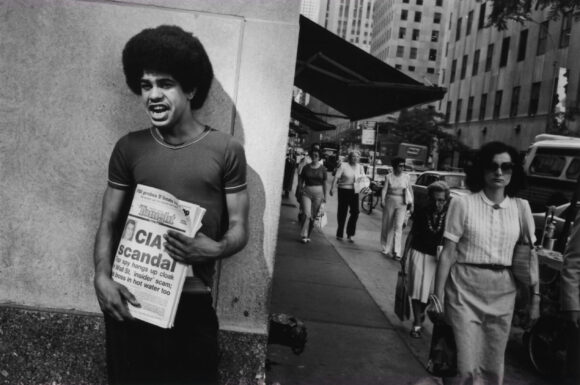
[478,190,510,209]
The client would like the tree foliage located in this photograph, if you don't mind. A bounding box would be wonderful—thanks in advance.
[485,0,578,30]
[382,108,467,154]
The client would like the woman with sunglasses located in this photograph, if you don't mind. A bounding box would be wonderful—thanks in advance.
[297,148,327,244]
[381,157,413,260]
[431,142,539,384]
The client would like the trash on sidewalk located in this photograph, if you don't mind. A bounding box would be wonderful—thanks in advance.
[268,313,307,355]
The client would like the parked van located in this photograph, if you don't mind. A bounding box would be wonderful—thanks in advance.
[519,134,580,211]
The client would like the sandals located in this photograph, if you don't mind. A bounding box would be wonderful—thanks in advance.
[410,326,422,339]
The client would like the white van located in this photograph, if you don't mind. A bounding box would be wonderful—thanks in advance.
[519,134,580,210]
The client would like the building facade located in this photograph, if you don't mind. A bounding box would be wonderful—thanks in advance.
[371,0,453,85]
[439,1,580,151]
[318,0,376,52]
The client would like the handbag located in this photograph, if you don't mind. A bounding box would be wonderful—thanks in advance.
[314,204,327,229]
[512,198,539,286]
[426,320,457,377]
[354,176,370,194]
[404,186,413,206]
[394,256,411,321]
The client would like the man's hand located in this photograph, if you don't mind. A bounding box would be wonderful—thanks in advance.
[94,275,140,322]
[329,189,334,196]
[567,311,580,328]
[164,231,223,264]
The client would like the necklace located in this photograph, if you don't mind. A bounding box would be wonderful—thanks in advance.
[427,210,446,234]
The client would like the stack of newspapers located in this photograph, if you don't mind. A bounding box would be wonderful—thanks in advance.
[112,184,205,328]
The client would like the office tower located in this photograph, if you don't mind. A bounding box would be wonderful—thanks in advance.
[439,1,580,151]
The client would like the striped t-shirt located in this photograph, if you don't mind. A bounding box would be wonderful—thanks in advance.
[444,191,535,266]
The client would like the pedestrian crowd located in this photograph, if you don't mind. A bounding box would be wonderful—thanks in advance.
[284,140,580,385]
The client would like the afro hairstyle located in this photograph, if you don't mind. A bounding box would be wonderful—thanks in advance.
[122,25,214,110]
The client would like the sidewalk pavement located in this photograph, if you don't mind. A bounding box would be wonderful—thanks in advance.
[266,194,433,385]
[267,184,552,385]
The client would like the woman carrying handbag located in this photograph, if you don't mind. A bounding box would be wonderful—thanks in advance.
[430,142,540,385]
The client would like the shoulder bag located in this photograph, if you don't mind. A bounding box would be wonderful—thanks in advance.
[512,198,539,286]
[394,250,411,321]
[353,165,370,194]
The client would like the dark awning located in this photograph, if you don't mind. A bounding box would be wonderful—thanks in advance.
[290,101,336,131]
[295,15,446,121]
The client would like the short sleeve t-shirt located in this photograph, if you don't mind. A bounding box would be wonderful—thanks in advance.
[300,164,327,186]
[108,126,247,286]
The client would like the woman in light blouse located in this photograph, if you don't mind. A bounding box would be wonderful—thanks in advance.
[431,142,540,385]
[380,157,413,260]
[330,151,365,242]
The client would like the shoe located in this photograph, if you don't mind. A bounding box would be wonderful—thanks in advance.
[336,236,343,241]
[410,326,422,339]
[392,254,402,261]
[347,237,354,243]
[301,237,308,244]
[380,250,391,257]
[306,238,311,243]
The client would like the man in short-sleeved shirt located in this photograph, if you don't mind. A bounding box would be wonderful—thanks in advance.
[93,26,249,385]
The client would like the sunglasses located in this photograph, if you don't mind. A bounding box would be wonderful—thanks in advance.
[485,162,514,173]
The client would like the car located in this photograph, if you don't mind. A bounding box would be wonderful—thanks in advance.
[412,171,468,209]
[365,165,392,182]
[408,171,422,185]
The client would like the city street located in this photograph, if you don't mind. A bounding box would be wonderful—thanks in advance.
[267,173,555,385]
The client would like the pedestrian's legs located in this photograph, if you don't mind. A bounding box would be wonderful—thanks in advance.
[346,191,360,237]
[336,188,349,238]
[300,194,312,239]
[308,194,324,238]
[381,199,395,253]
[392,205,407,256]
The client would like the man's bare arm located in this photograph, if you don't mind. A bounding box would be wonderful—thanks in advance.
[164,189,250,263]
[93,186,140,321]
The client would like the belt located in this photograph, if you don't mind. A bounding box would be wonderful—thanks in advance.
[460,263,510,270]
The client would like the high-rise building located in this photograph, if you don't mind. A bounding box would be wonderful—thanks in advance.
[371,0,452,85]
[439,1,580,151]
[319,0,376,52]
[301,0,323,23]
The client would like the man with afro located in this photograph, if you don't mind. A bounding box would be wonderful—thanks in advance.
[93,25,249,385]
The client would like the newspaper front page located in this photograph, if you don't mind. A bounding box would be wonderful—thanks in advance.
[112,184,205,328]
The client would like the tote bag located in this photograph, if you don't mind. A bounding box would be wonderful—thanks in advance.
[512,199,539,286]
[394,257,411,321]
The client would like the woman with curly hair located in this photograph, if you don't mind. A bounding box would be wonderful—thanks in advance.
[431,142,539,384]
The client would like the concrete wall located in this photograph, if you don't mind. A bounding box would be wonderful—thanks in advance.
[0,0,300,383]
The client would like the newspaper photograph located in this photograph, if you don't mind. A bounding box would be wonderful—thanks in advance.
[112,184,205,328]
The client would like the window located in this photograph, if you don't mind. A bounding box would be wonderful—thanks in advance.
[445,41,449,57]
[445,101,452,122]
[466,10,473,36]
[399,27,407,39]
[479,93,488,120]
[472,49,480,76]
[417,0,423,4]
[436,0,443,6]
[456,17,462,41]
[530,154,566,177]
[450,59,457,83]
[432,30,439,42]
[427,67,435,74]
[412,29,420,40]
[460,55,468,79]
[466,96,474,121]
[414,11,422,23]
[410,47,418,59]
[485,43,494,72]
[396,45,404,57]
[478,1,486,29]
[537,21,549,55]
[493,90,503,119]
[401,9,408,21]
[429,49,437,61]
[517,30,528,61]
[403,0,409,3]
[456,99,463,122]
[409,66,416,72]
[395,64,403,70]
[560,12,572,48]
[499,37,510,67]
[529,82,541,116]
[434,12,441,24]
[510,86,521,117]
